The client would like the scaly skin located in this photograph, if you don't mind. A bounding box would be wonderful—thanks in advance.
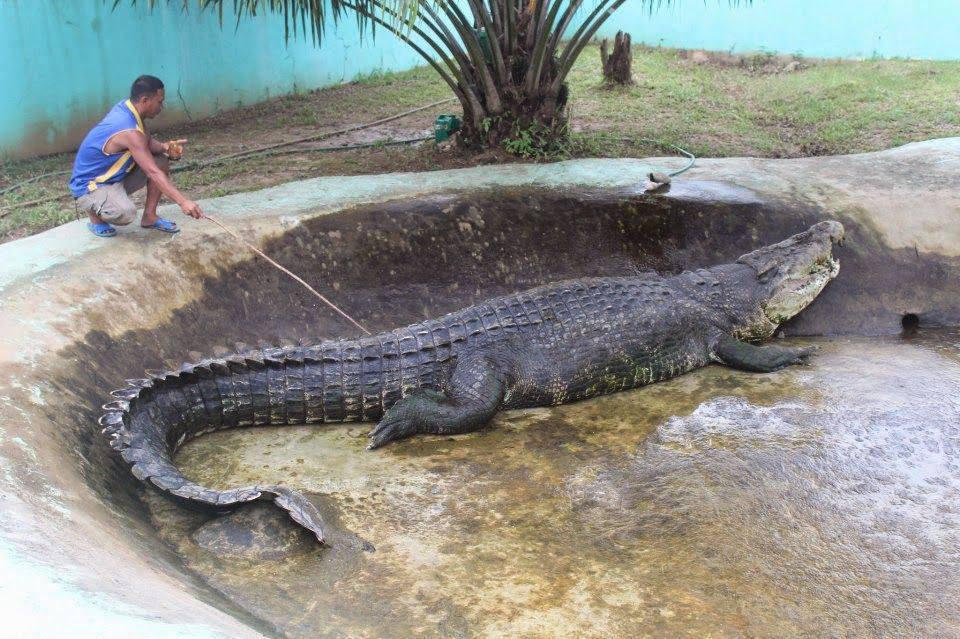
[100,221,844,542]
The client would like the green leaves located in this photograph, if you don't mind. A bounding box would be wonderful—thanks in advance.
[114,1,752,149]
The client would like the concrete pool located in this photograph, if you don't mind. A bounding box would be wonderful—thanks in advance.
[2,140,959,637]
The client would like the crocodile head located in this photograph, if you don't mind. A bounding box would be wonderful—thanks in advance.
[737,220,844,335]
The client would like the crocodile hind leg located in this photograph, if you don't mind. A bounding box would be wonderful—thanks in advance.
[368,349,510,449]
[711,334,816,373]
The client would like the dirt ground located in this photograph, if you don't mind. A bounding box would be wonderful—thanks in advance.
[2,44,958,243]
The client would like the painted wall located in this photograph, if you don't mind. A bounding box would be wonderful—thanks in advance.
[3,1,955,159]
[596,0,960,61]
[0,1,425,159]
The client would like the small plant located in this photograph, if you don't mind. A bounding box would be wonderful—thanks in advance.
[502,119,574,160]
[502,125,540,158]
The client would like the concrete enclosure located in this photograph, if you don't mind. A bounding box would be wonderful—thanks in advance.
[1,140,959,636]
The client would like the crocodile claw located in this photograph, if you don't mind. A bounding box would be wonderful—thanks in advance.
[367,412,417,450]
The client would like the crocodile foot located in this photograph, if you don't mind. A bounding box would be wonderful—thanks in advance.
[712,334,820,373]
[367,388,447,449]
[368,349,512,450]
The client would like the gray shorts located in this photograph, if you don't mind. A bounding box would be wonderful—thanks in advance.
[75,154,169,225]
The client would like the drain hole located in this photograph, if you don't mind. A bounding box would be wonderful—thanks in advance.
[901,313,920,332]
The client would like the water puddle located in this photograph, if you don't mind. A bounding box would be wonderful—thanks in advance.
[148,330,960,638]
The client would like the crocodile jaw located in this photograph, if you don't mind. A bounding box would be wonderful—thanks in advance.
[736,220,844,329]
[762,253,840,325]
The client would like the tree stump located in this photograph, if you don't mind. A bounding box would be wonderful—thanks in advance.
[600,31,633,86]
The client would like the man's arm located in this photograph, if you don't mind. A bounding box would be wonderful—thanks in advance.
[147,136,166,155]
[115,130,202,218]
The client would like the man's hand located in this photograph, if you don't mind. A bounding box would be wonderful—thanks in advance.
[180,200,203,219]
[164,139,188,160]
[113,130,201,219]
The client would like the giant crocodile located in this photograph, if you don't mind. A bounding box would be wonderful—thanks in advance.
[100,220,844,543]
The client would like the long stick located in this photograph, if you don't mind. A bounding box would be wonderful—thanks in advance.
[204,214,372,336]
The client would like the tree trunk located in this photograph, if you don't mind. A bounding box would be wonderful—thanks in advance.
[459,91,569,152]
[457,57,570,155]
[600,31,633,85]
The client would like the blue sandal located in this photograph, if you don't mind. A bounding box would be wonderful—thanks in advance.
[142,218,180,234]
[87,222,117,238]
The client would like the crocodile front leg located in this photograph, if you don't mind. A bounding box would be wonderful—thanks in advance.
[711,333,816,373]
[367,349,511,449]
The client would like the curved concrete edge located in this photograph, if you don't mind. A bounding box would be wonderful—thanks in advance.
[0,159,658,294]
[0,539,251,639]
[683,137,960,255]
[4,137,958,296]
[0,139,957,638]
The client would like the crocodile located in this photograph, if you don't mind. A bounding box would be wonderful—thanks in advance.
[100,220,844,543]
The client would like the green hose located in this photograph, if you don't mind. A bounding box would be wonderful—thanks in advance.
[1,123,696,212]
[0,98,455,210]
[175,135,434,168]
[582,132,696,177]
[635,137,696,177]
[0,169,72,197]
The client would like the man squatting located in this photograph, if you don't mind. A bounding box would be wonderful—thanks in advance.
[70,75,203,237]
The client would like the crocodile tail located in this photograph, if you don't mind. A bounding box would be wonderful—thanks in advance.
[99,350,329,543]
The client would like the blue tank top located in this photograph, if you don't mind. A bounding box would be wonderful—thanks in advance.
[69,100,144,198]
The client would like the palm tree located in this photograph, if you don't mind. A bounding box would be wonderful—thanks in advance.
[125,1,743,152]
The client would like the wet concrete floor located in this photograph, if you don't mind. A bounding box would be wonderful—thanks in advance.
[150,329,960,638]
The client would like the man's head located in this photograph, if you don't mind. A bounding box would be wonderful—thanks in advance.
[130,75,165,119]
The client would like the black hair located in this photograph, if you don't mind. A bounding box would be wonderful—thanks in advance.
[130,75,164,100]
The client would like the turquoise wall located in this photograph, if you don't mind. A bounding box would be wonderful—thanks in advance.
[0,1,425,159]
[3,1,955,159]
[596,0,960,60]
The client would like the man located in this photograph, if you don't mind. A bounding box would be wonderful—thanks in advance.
[69,75,204,237]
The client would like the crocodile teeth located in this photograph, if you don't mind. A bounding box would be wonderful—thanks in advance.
[110,388,141,400]
[98,411,124,430]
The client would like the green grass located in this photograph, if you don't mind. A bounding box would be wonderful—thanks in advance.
[566,46,960,157]
[2,44,959,243]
